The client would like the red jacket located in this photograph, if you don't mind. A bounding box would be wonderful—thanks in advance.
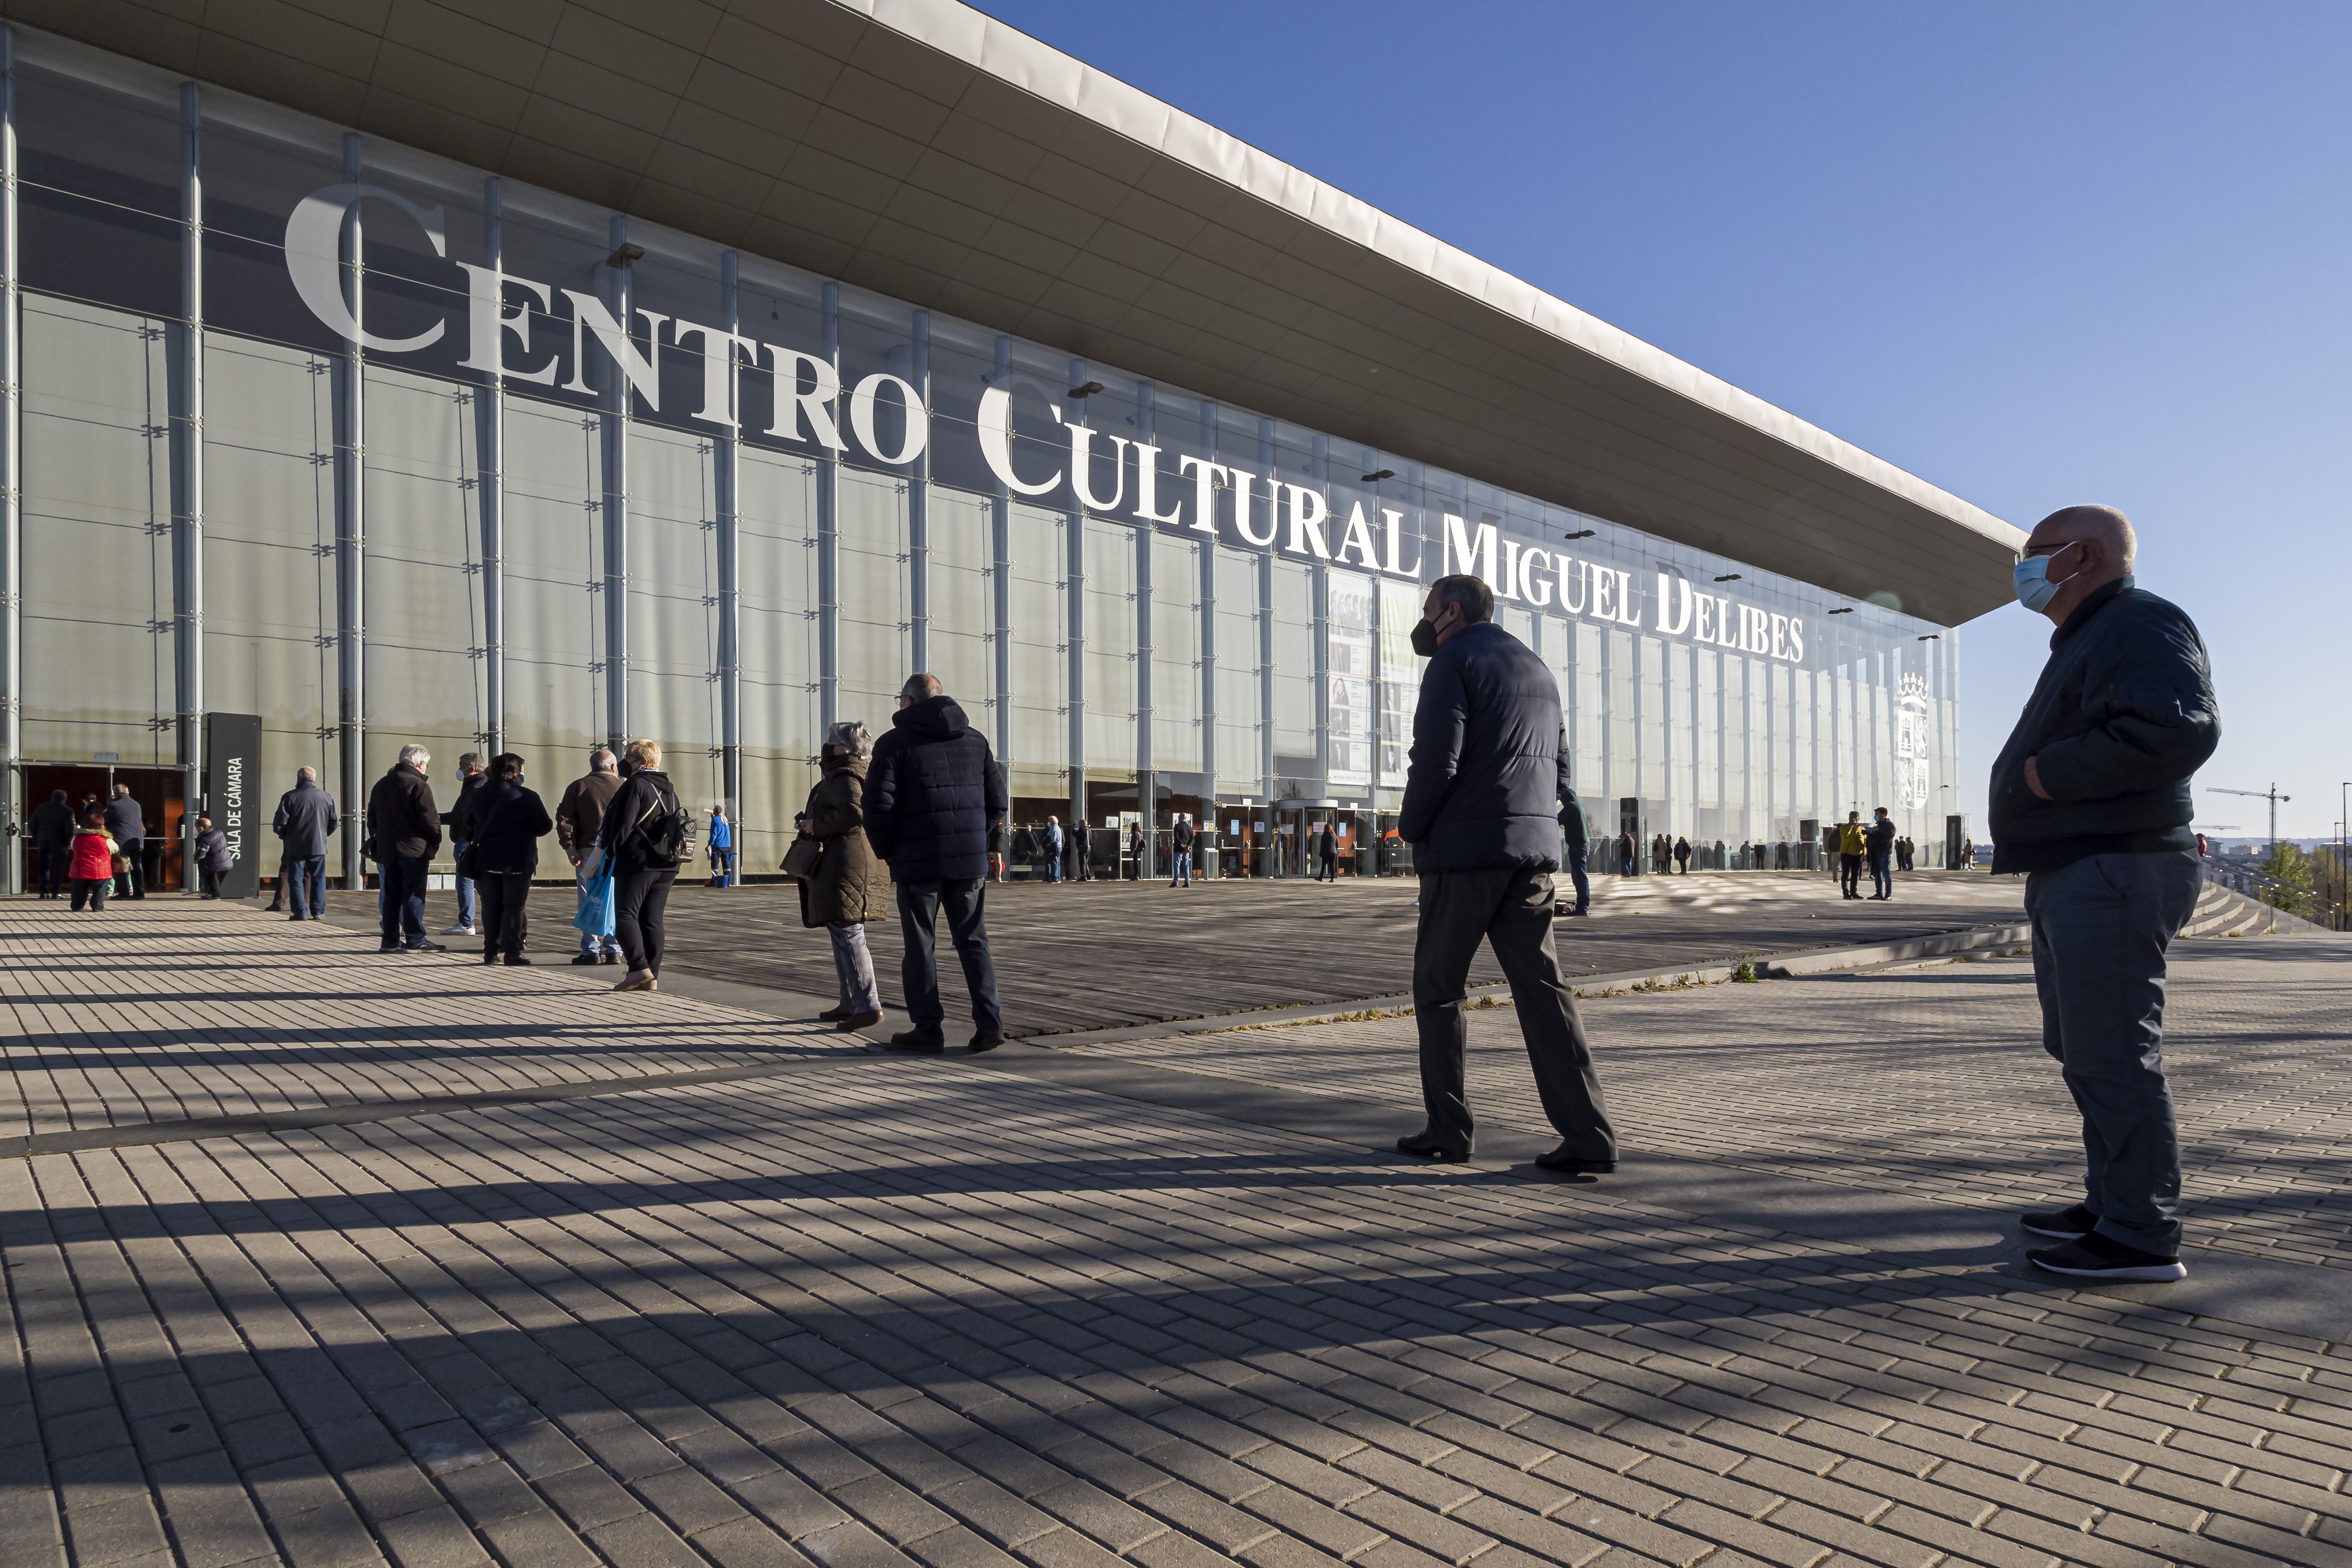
[69,827,115,881]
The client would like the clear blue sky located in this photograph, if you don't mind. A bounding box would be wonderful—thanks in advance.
[975,0,2352,841]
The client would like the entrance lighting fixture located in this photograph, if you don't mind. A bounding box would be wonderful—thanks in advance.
[1563,529,1595,540]
[1713,573,1741,582]
[1361,468,1394,483]
[1917,634,1940,641]
[605,242,645,269]
[1068,380,1104,397]
[1827,606,1855,615]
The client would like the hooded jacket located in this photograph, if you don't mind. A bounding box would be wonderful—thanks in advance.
[1399,621,1569,874]
[1989,578,2218,874]
[796,752,888,926]
[29,793,74,849]
[863,694,1007,884]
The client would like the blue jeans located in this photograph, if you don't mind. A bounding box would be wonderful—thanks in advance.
[1171,850,1191,885]
[452,841,476,928]
[1564,843,1590,912]
[2025,850,2202,1256]
[1869,852,1892,897]
[1043,851,1062,883]
[288,856,327,918]
[896,879,1002,1037]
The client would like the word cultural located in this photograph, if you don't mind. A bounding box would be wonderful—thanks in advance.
[286,183,1803,664]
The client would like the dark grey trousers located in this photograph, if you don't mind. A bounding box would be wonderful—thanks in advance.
[2025,850,2202,1255]
[1412,866,1615,1160]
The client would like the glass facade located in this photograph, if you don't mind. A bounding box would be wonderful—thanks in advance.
[0,34,1964,885]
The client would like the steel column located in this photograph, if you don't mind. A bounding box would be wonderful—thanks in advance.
[990,337,1012,766]
[816,281,838,732]
[173,85,208,889]
[0,30,18,893]
[480,177,504,762]
[335,132,364,887]
[1255,418,1274,808]
[1309,433,1329,797]
[1133,383,1154,835]
[1064,357,1085,833]
[908,309,929,675]
[600,215,629,751]
[1197,399,1217,820]
[717,251,742,882]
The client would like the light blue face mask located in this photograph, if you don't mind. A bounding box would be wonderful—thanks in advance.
[2012,541,2080,612]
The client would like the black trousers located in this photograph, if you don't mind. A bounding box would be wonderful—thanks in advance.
[1412,866,1614,1160]
[1839,853,1863,896]
[614,864,675,974]
[896,878,1003,1036]
[477,871,532,958]
[35,844,67,898]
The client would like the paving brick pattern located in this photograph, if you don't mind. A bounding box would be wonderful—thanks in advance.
[4,902,2350,1568]
[1071,935,2352,1273]
[0,907,855,1143]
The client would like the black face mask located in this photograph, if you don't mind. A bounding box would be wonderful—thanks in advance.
[1409,618,1440,659]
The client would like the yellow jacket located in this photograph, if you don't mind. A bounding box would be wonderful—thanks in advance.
[1838,823,1867,855]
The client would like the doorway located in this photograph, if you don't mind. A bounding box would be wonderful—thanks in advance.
[20,764,186,892]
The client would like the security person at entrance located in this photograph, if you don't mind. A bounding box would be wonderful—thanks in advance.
[1395,573,1615,1174]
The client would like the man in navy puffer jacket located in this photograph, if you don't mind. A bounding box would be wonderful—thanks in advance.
[1396,574,1614,1174]
[865,674,1009,1053]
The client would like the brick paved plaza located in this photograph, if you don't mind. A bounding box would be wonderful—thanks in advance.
[3,899,2350,1568]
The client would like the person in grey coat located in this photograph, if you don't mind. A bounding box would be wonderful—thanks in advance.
[270,767,340,920]
[103,785,147,900]
[1394,573,1614,1176]
[1996,505,2219,1284]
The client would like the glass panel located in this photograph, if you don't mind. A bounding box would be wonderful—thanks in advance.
[837,468,908,729]
[1214,547,1263,795]
[20,296,176,766]
[1271,558,1314,778]
[1005,501,1066,798]
[202,333,339,854]
[626,423,721,823]
[1082,517,1136,772]
[1151,532,1202,774]
[362,365,485,789]
[1379,578,1423,790]
[738,446,820,870]
[929,486,994,724]
[501,395,606,765]
[1327,569,1373,789]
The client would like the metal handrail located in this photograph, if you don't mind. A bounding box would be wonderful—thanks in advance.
[2201,856,2347,930]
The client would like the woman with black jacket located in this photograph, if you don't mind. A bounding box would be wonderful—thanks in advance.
[469,754,555,965]
[597,739,687,992]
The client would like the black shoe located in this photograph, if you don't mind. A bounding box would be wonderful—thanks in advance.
[403,940,447,954]
[482,953,500,966]
[817,1005,853,1022]
[969,1032,1005,1054]
[1534,1146,1615,1175]
[287,914,303,922]
[1395,1130,1470,1163]
[839,1010,882,1032]
[504,954,533,966]
[571,953,602,967]
[2027,1231,2186,1282]
[2021,1202,2100,1241]
[600,951,620,965]
[885,1030,944,1055]
[378,942,402,954]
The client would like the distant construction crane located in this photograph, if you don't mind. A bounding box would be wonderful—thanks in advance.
[2211,786,2290,854]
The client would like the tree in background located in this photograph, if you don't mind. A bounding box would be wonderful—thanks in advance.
[2257,841,2319,922]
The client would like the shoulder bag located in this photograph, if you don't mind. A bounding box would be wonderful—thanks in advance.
[781,834,824,880]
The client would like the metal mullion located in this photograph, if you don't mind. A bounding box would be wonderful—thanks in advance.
[601,214,629,751]
[718,250,742,882]
[816,280,838,734]
[481,177,504,763]
[0,30,17,892]
[1065,356,1085,830]
[990,336,1011,765]
[1134,383,1155,828]
[1197,399,1217,827]
[908,309,928,675]
[1255,417,1274,812]
[337,131,364,885]
[177,83,208,890]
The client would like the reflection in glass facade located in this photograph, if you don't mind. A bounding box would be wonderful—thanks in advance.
[1,34,1962,884]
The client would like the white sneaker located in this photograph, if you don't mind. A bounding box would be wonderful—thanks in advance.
[442,923,476,935]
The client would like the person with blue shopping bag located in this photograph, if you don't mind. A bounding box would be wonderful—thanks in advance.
[558,749,623,966]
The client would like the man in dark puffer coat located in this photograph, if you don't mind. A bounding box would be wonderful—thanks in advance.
[1396,574,1614,1175]
[864,674,1009,1054]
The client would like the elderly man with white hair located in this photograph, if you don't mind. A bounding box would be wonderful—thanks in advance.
[366,743,444,953]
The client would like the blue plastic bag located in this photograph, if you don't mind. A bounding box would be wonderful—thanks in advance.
[572,861,617,938]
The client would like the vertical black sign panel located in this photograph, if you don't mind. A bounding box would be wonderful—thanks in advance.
[203,713,264,901]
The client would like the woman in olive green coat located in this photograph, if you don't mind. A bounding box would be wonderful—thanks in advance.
[794,721,889,1029]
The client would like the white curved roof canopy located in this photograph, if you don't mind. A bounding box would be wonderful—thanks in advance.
[39,0,2025,623]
